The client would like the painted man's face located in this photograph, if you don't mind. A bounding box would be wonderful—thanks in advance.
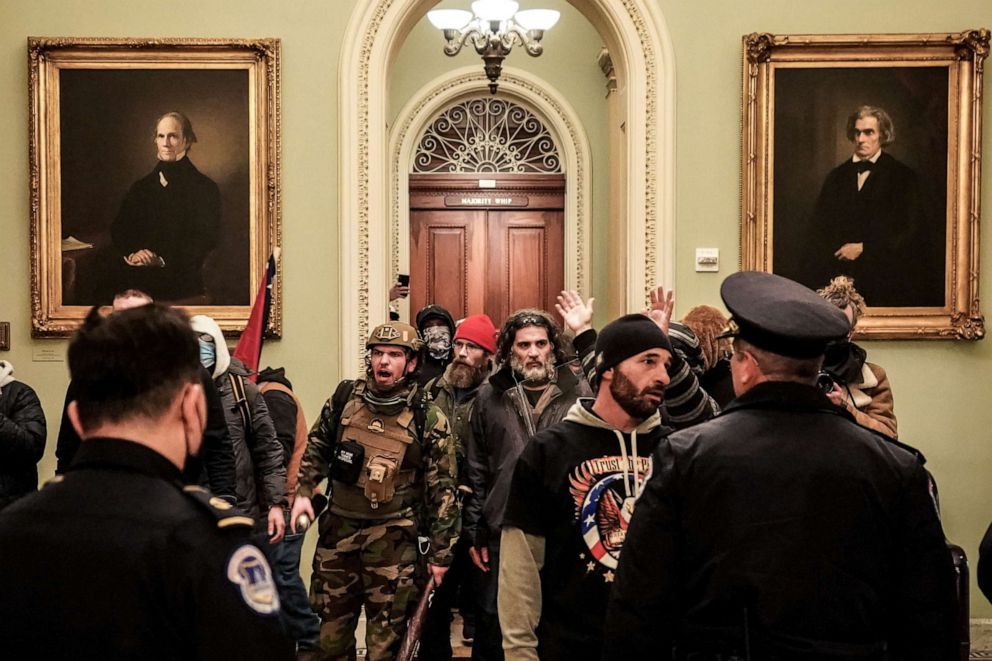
[852,116,881,160]
[155,116,189,162]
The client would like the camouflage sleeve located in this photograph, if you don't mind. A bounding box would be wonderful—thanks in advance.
[295,396,337,498]
[422,402,460,566]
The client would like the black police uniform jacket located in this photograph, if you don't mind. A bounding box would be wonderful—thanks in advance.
[604,381,958,660]
[0,438,293,660]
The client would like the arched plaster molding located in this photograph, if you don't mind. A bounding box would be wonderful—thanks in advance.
[339,0,676,374]
[388,65,592,323]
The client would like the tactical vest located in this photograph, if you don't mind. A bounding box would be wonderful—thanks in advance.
[331,383,424,517]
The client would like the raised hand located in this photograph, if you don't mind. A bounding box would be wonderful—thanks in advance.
[644,285,675,335]
[555,289,594,335]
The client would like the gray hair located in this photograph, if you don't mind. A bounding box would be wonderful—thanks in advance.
[845,105,895,146]
[153,111,198,148]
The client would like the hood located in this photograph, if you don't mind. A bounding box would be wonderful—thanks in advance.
[564,398,663,506]
[563,398,663,434]
[258,366,292,389]
[189,315,231,379]
[416,304,455,334]
[0,360,14,391]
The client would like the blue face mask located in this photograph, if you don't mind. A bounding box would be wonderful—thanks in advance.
[198,338,216,370]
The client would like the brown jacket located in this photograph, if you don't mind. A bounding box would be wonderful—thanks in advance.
[841,362,897,438]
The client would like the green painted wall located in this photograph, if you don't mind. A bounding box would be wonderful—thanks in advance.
[2,0,992,617]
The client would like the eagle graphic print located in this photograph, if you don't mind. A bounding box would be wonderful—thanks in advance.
[569,455,652,570]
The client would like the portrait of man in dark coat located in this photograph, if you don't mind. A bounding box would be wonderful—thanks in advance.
[57,68,252,308]
[805,106,941,307]
[771,67,949,310]
[107,111,221,303]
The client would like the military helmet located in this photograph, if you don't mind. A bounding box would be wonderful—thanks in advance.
[367,321,422,352]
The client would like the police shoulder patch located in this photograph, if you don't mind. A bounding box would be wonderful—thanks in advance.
[227,544,280,614]
[182,485,254,529]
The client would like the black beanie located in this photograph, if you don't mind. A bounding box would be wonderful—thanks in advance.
[594,314,674,382]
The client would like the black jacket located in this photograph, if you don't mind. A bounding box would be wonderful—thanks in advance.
[0,380,47,510]
[55,366,237,500]
[0,438,293,659]
[110,156,221,300]
[464,364,591,545]
[218,360,287,521]
[806,151,942,307]
[605,381,957,660]
[257,367,296,467]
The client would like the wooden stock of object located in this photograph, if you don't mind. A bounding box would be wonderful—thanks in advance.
[396,576,436,661]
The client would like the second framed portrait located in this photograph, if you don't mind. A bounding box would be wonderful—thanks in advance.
[741,30,988,340]
[29,37,282,337]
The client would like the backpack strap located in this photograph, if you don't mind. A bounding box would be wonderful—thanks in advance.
[229,372,253,439]
[410,386,430,444]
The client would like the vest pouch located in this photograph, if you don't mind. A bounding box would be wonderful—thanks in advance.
[364,455,399,509]
[331,440,365,485]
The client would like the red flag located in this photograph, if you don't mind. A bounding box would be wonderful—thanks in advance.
[233,251,278,381]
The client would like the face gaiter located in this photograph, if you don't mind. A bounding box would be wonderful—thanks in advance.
[423,325,452,361]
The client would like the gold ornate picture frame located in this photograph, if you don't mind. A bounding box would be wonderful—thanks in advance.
[29,37,282,337]
[741,30,988,340]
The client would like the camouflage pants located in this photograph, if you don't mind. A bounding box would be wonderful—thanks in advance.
[310,515,420,661]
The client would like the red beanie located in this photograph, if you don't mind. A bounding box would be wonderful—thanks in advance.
[453,314,498,354]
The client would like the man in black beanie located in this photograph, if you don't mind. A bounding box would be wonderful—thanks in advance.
[496,312,676,661]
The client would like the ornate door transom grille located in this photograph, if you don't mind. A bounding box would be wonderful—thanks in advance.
[413,98,561,174]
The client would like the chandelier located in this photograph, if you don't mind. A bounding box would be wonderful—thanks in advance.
[427,1,560,94]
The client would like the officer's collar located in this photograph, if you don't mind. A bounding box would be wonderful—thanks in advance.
[722,380,850,419]
[67,437,184,483]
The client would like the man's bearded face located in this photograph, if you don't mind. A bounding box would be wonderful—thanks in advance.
[608,351,670,420]
[509,325,556,382]
[448,339,490,389]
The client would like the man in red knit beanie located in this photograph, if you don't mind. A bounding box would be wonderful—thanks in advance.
[419,313,498,659]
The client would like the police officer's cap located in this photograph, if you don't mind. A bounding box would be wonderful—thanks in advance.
[719,271,850,358]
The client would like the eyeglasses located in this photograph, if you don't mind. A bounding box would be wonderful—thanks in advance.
[453,339,484,353]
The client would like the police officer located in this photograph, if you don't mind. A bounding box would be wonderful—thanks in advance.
[291,321,460,660]
[0,304,292,659]
[604,271,958,660]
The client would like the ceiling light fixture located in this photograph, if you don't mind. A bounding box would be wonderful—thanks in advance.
[427,1,560,94]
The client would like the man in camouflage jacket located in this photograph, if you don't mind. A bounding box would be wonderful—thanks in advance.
[291,321,460,661]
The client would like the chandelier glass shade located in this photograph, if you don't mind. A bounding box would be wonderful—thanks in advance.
[427,0,560,93]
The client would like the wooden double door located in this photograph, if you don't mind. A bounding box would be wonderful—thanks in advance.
[409,174,565,327]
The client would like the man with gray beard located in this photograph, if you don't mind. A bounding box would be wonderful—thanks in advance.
[464,309,592,661]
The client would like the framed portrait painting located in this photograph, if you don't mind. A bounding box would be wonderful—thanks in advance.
[741,30,988,340]
[29,37,282,337]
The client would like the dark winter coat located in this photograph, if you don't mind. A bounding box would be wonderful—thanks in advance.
[0,381,47,510]
[217,360,287,522]
[464,364,591,546]
[605,381,958,660]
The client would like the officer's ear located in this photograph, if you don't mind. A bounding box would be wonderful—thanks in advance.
[179,382,206,457]
[67,401,86,439]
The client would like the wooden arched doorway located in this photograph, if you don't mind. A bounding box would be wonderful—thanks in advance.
[408,98,565,326]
